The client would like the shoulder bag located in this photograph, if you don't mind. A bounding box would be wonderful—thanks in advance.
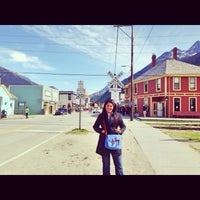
[103,119,122,150]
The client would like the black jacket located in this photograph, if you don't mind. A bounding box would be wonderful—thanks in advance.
[93,112,126,156]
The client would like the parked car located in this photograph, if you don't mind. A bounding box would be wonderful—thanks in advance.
[92,107,100,114]
[55,108,68,115]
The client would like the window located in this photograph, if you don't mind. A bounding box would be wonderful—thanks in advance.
[174,77,180,90]
[190,98,196,112]
[144,81,148,93]
[174,98,180,111]
[125,88,129,97]
[134,98,137,113]
[189,77,196,90]
[45,90,51,97]
[156,78,161,91]
[134,83,137,94]
[144,98,148,106]
[68,94,71,101]
[18,102,25,107]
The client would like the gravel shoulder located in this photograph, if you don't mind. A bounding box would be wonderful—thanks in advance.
[0,112,155,175]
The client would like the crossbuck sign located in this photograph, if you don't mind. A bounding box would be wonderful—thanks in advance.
[107,71,124,103]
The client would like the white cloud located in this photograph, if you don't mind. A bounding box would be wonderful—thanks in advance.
[0,48,56,71]
[22,25,132,72]
[10,51,37,62]
[21,25,200,75]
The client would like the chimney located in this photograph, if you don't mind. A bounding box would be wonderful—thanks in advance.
[152,54,156,67]
[173,47,177,59]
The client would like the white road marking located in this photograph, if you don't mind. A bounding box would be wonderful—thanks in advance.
[0,134,60,167]
[20,130,64,133]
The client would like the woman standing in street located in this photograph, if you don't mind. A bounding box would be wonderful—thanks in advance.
[93,99,126,175]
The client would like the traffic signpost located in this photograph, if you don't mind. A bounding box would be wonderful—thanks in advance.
[76,89,85,129]
[107,71,124,103]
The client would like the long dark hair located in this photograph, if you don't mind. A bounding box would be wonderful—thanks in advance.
[102,99,118,122]
[102,99,117,113]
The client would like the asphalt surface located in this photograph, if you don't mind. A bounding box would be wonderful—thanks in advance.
[3,112,200,175]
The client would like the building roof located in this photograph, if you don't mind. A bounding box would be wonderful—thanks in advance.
[134,59,200,82]
[59,91,76,94]
[0,84,17,99]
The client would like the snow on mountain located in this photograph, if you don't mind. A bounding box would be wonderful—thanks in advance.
[2,40,200,103]
[185,40,200,55]
[90,40,200,103]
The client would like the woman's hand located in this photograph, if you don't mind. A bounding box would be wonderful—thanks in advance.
[115,128,121,134]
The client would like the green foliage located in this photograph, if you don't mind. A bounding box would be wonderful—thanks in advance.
[162,129,200,141]
[66,128,89,134]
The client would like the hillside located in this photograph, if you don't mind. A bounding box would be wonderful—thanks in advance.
[90,40,200,103]
[0,66,38,86]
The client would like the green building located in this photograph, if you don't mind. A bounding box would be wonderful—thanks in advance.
[9,85,59,115]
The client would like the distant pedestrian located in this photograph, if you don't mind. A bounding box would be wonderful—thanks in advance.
[143,104,147,118]
[93,99,126,175]
[67,103,72,114]
[146,105,150,117]
[1,109,7,118]
[122,106,125,116]
[25,106,30,119]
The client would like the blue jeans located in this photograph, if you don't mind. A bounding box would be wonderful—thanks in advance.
[102,150,124,175]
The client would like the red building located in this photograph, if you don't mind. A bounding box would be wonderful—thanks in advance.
[124,50,200,118]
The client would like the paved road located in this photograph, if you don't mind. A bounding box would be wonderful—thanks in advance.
[1,112,200,175]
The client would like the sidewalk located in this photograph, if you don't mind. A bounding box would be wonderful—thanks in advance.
[2,113,200,175]
[125,118,200,175]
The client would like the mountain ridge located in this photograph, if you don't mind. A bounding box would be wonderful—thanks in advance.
[0,66,38,86]
[90,40,200,103]
[1,40,200,102]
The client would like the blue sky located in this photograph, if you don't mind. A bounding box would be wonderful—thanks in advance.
[1,25,200,95]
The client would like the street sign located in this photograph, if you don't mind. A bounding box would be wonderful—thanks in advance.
[77,89,85,99]
[109,88,121,92]
[77,94,84,99]
[107,71,124,88]
[107,71,124,103]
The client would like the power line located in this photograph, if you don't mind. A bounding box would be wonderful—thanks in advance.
[118,27,131,39]
[135,25,154,64]
[19,72,108,76]
[114,27,119,74]
[0,70,171,77]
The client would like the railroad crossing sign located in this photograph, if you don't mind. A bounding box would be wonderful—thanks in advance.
[107,71,124,88]
[107,71,124,103]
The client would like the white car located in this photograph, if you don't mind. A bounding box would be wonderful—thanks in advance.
[92,107,100,113]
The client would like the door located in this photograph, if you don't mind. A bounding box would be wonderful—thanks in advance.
[152,102,157,117]
[157,102,163,117]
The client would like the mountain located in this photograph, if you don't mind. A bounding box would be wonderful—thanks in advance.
[0,66,38,86]
[185,40,200,56]
[181,52,200,66]
[90,40,200,103]
[90,86,111,103]
[2,40,200,102]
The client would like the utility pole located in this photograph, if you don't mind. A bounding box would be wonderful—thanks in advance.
[130,25,134,121]
[114,25,134,121]
[79,98,81,129]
